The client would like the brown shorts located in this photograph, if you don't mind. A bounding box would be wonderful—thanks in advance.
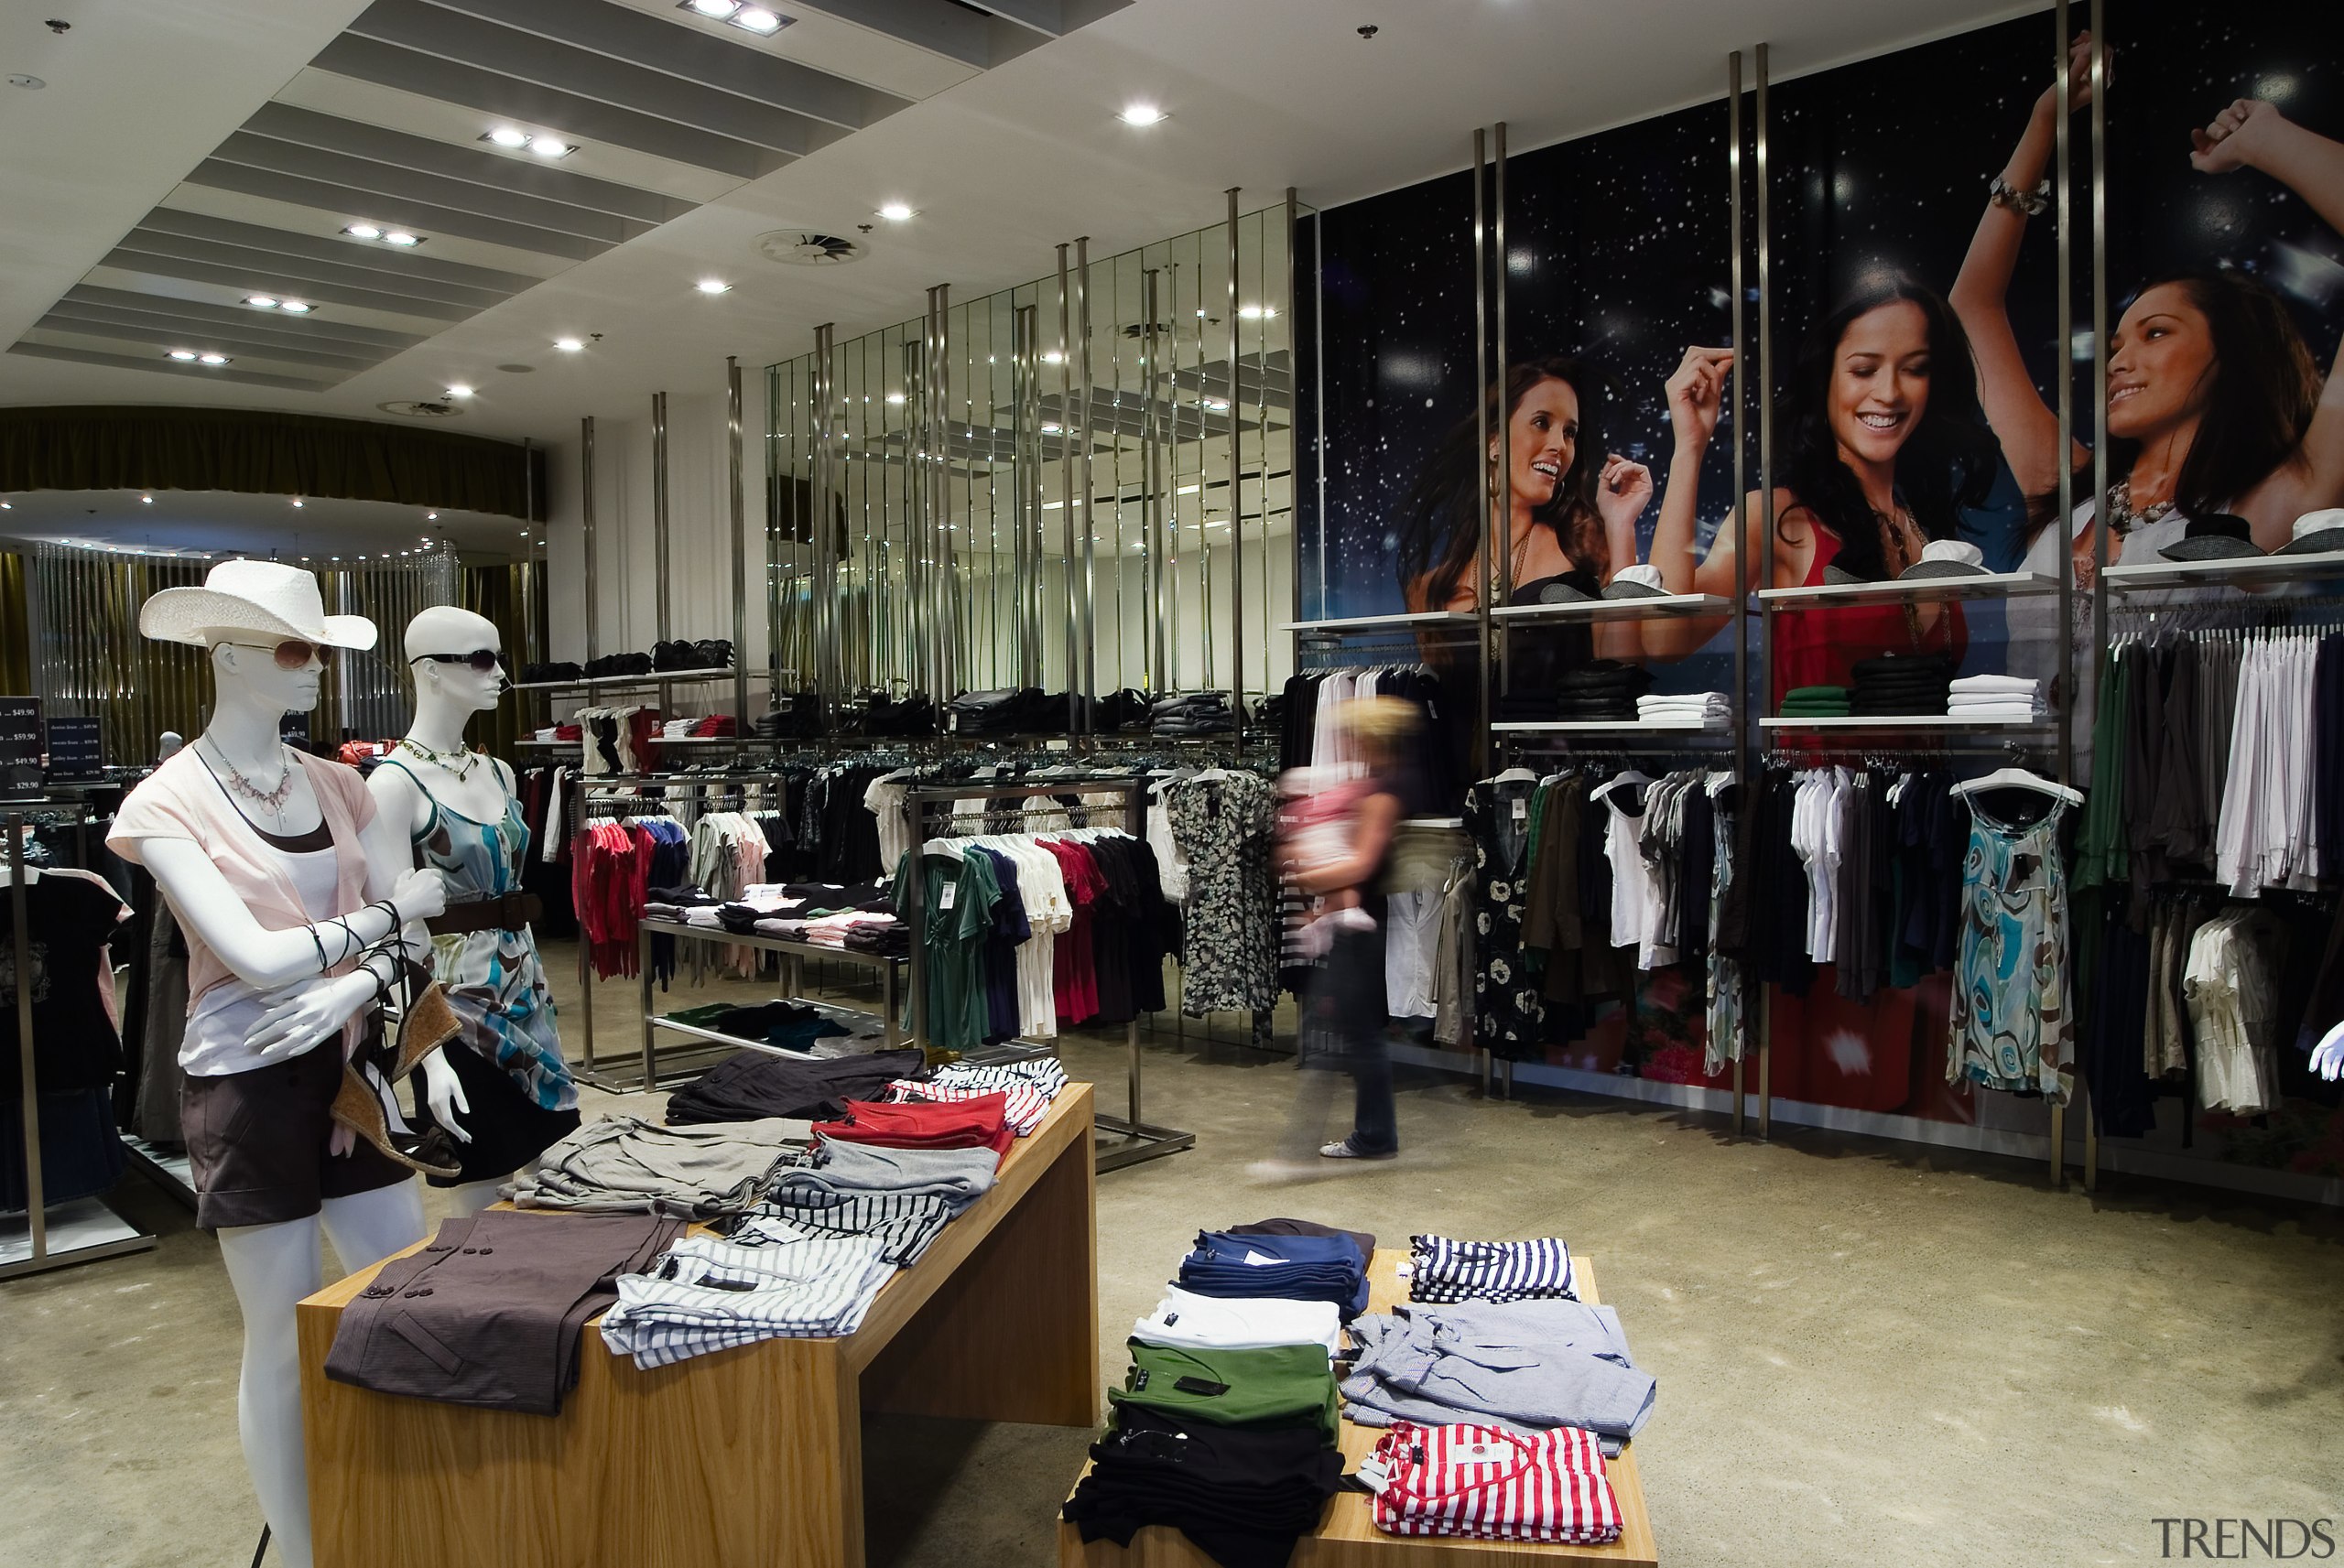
[180,1046,411,1230]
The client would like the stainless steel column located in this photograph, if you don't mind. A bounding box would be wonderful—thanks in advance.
[581,415,599,662]
[1075,237,1098,728]
[934,284,959,701]
[1225,186,1244,730]
[1470,131,1492,774]
[521,437,538,673]
[2084,0,2108,1195]
[653,390,671,716]
[1728,49,1749,1139]
[1012,303,1039,687]
[1493,124,1512,691]
[1057,245,1080,728]
[728,356,747,729]
[813,324,839,703]
[2049,0,2076,1189]
[1288,186,1305,634]
[1142,267,1166,695]
[1754,44,1774,1142]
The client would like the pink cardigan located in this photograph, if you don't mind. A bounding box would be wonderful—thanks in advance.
[109,749,378,1022]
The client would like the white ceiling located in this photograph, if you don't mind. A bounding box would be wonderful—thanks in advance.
[0,0,2042,448]
[0,486,527,559]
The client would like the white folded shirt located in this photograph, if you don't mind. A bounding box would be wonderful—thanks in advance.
[1946,674,2038,696]
[1131,1285,1342,1356]
[1945,703,2042,720]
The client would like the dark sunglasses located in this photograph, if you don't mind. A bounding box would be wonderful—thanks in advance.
[221,636,320,670]
[415,649,505,673]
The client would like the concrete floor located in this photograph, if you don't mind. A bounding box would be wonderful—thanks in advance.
[6,948,2340,1567]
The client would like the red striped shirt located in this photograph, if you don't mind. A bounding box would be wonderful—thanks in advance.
[1369,1422,1622,1544]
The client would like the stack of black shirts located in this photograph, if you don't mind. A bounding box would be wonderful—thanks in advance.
[1066,1406,1342,1568]
[755,691,825,738]
[1848,652,1955,719]
[666,1046,928,1124]
[948,687,1053,734]
[1551,660,1655,723]
[858,694,937,736]
[1152,692,1237,735]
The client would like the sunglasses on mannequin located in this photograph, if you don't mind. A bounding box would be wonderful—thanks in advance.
[218,636,321,670]
[415,649,505,673]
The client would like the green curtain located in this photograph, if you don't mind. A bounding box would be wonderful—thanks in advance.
[0,406,546,521]
[462,560,541,761]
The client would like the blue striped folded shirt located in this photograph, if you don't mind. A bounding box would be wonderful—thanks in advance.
[600,1234,895,1368]
[1407,1234,1576,1304]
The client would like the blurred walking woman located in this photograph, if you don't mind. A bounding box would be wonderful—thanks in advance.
[1637,270,1999,690]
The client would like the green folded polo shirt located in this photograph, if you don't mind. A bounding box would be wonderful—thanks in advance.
[1107,1338,1339,1444]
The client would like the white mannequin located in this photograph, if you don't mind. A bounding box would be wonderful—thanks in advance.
[367,606,526,1217]
[136,637,450,1568]
[2312,1021,2343,1081]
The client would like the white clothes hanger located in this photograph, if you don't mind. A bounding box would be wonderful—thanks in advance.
[1590,767,1650,804]
[1492,766,1536,784]
[1951,767,2083,807]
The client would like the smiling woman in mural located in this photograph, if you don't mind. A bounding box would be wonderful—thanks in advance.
[1396,354,1654,667]
[1636,270,1999,691]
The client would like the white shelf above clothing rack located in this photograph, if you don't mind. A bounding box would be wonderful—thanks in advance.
[1490,592,1731,623]
[1280,611,1476,633]
[1493,719,1728,734]
[1758,570,2058,608]
[1760,714,2054,730]
[2100,551,2344,591]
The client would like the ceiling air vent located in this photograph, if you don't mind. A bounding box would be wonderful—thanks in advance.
[756,231,865,266]
[378,399,463,417]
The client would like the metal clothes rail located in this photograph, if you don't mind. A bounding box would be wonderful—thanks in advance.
[635,916,904,1094]
[898,778,1194,1173]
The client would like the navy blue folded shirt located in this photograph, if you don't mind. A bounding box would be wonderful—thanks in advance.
[1176,1229,1370,1318]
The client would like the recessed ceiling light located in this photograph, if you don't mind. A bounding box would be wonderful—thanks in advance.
[1202,397,1231,412]
[684,0,737,15]
[344,223,381,239]
[884,392,906,405]
[1042,351,1066,364]
[198,352,230,365]
[529,138,572,159]
[426,512,440,521]
[382,231,420,247]
[445,386,473,401]
[1042,423,1063,434]
[291,497,304,508]
[876,201,916,222]
[1176,483,1201,495]
[278,301,311,314]
[0,502,10,510]
[140,494,153,504]
[488,125,530,148]
[696,278,731,294]
[733,6,784,33]
[554,338,583,352]
[167,349,199,361]
[1238,305,1276,320]
[246,295,278,308]
[1118,103,1166,127]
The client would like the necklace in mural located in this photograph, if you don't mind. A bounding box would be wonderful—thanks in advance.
[1878,503,1926,648]
[399,736,481,781]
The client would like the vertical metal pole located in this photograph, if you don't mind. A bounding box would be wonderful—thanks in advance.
[2047,0,2075,1190]
[1470,129,1492,776]
[1728,50,1748,1138]
[581,416,599,663]
[10,816,46,1263]
[1076,237,1098,729]
[1226,186,1245,730]
[2085,0,2107,1196]
[1012,304,1033,687]
[728,357,747,730]
[935,285,958,702]
[813,325,837,702]
[521,437,539,674]
[1493,124,1513,694]
[1058,245,1080,730]
[652,390,672,719]
[1142,267,1166,696]
[1754,44,1774,1142]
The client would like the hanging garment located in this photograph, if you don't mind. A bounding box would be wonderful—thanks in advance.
[2185,907,2291,1116]
[1463,775,1546,1058]
[1167,772,1281,1017]
[1948,791,2073,1105]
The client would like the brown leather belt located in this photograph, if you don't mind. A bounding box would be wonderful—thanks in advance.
[425,892,542,935]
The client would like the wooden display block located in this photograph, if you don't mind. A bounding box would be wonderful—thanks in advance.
[298,1084,1101,1568]
[1058,1250,1658,1567]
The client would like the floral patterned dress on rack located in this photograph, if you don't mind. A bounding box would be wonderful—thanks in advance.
[1464,775,1546,1059]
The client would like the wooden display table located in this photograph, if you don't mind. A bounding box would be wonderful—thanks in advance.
[298,1084,1101,1568]
[1058,1249,1658,1568]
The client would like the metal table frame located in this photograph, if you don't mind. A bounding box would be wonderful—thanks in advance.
[635,915,903,1092]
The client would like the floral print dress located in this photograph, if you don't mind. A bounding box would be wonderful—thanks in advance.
[1167,771,1280,1016]
[1465,775,1546,1059]
[1948,791,2072,1104]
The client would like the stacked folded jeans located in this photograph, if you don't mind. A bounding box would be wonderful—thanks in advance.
[1095,688,1152,730]
[1634,691,1730,727]
[1849,652,1956,718]
[328,1211,683,1414]
[1408,1233,1576,1303]
[1946,672,2045,720]
[504,1117,813,1217]
[1340,1297,1657,1455]
[1152,691,1238,735]
[948,687,1051,734]
[599,1231,897,1366]
[665,1046,929,1125]
[1367,1422,1625,1545]
[1176,1228,1370,1318]
[1777,684,1851,719]
[1550,660,1654,722]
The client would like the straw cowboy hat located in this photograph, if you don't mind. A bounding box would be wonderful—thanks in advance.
[138,558,377,650]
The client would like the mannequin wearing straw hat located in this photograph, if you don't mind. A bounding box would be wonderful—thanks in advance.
[368,605,581,1219]
[105,559,452,1568]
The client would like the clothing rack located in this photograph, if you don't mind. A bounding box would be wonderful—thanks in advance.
[3,806,156,1281]
[898,777,1195,1173]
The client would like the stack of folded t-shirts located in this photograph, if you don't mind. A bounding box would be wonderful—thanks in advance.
[885,1055,1067,1137]
[328,1210,683,1415]
[1064,1216,1358,1566]
[1551,660,1654,723]
[1945,672,2044,721]
[1152,691,1239,735]
[665,1045,928,1125]
[810,1093,1017,1160]
[599,1227,897,1365]
[1366,1422,1626,1546]
[1408,1232,1576,1303]
[859,693,938,737]
[756,691,826,739]
[1777,684,1850,719]
[1849,652,1956,718]
[1634,691,1729,727]
[504,1116,812,1217]
[766,1137,1000,1216]
[1177,1227,1371,1319]
[530,723,584,743]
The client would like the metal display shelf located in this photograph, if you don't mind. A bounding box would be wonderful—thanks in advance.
[2101,551,2344,591]
[1493,718,1728,734]
[1490,592,1731,622]
[507,666,759,694]
[1758,570,2057,608]
[636,916,904,1092]
[1280,611,1477,633]
[1761,714,2053,730]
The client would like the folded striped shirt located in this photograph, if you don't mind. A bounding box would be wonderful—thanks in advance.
[600,1234,895,1368]
[929,1056,1071,1101]
[726,1188,956,1265]
[768,1139,999,1214]
[1408,1234,1576,1303]
[1369,1422,1623,1545]
[886,1078,1050,1135]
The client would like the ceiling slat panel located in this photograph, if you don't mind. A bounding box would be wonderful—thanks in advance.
[8,341,339,393]
[136,207,547,294]
[244,103,697,226]
[211,130,652,245]
[35,309,385,372]
[148,189,569,285]
[764,0,994,67]
[312,34,781,178]
[421,0,909,129]
[182,157,613,263]
[345,0,830,155]
[119,228,512,310]
[80,263,460,341]
[53,288,422,352]
[99,244,480,322]
[602,0,979,101]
